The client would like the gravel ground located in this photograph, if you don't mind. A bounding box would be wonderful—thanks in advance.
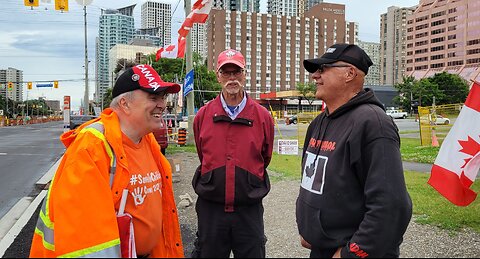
[168,152,480,258]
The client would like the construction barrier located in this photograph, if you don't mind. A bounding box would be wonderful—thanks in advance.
[418,104,460,146]
[177,128,187,146]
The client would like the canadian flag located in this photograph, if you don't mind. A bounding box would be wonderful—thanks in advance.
[155,37,186,61]
[178,0,213,37]
[428,81,480,206]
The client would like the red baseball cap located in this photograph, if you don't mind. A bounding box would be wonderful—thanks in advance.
[216,49,245,72]
[112,64,180,98]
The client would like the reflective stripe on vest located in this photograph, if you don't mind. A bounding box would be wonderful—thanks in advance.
[34,121,119,255]
[81,122,117,186]
[59,239,121,258]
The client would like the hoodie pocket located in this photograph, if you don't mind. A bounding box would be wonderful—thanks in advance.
[296,198,339,249]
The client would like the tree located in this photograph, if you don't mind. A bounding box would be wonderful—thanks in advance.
[394,73,469,111]
[296,82,317,108]
[102,87,113,109]
[429,72,469,105]
[192,52,221,108]
[114,59,137,74]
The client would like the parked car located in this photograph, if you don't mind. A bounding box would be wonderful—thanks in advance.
[285,115,298,125]
[433,115,450,125]
[152,117,168,155]
[69,115,98,129]
[386,109,408,119]
[417,114,451,125]
[163,113,187,127]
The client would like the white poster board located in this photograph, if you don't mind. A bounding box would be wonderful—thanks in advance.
[278,139,299,155]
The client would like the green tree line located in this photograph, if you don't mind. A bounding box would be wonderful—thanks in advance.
[394,72,470,113]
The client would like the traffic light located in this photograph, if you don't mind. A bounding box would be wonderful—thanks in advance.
[7,82,13,90]
[55,0,68,11]
[27,82,33,90]
[54,81,59,88]
[24,0,39,7]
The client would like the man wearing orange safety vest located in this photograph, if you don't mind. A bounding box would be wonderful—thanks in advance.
[30,64,184,258]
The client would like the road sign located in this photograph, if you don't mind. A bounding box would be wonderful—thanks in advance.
[184,69,194,97]
[75,0,92,5]
[278,139,299,155]
[64,96,71,110]
[0,110,3,116]
[36,83,53,88]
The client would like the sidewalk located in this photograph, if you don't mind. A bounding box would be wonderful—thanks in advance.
[402,161,432,173]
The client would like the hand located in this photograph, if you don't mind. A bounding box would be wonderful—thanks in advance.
[332,247,342,258]
[300,236,312,249]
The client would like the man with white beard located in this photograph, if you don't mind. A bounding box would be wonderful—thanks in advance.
[191,49,275,258]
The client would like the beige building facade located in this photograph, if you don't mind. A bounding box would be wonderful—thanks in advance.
[380,6,416,85]
[108,44,158,87]
[206,3,356,99]
[406,0,480,83]
[0,67,23,102]
[358,40,381,85]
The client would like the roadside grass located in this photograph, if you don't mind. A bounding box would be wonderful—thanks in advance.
[405,171,480,233]
[165,144,197,154]
[400,138,439,164]
[269,153,302,181]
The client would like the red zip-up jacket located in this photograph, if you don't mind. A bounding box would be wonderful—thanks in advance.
[192,95,274,212]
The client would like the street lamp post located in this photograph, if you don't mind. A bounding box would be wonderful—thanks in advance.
[75,0,93,115]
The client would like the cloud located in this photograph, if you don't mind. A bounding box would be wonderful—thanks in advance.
[9,31,85,58]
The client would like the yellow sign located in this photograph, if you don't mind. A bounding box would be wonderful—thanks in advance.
[55,0,69,11]
[24,0,39,7]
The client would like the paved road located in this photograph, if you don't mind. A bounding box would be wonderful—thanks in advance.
[0,122,65,219]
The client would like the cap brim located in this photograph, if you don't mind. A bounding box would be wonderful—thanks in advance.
[303,58,336,73]
[217,60,245,72]
[140,82,181,95]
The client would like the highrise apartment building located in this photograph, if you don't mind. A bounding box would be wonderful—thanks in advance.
[267,0,298,16]
[0,67,23,102]
[406,0,480,83]
[346,21,359,45]
[380,6,416,85]
[95,6,135,103]
[358,40,381,85]
[191,24,207,59]
[141,1,172,46]
[213,0,260,12]
[206,3,353,99]
[297,0,323,17]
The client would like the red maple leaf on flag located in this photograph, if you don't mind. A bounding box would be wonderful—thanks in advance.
[458,136,480,169]
[458,135,480,187]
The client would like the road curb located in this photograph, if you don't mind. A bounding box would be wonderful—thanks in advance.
[0,190,46,257]
[0,154,62,257]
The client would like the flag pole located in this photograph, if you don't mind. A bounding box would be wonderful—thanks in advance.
[185,0,195,145]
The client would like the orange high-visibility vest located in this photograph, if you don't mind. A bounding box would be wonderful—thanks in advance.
[29,108,184,258]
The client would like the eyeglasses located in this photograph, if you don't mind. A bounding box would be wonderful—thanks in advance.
[316,64,352,73]
[219,69,244,78]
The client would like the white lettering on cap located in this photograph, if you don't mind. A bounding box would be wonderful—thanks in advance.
[136,64,161,91]
[225,50,237,57]
[326,48,336,53]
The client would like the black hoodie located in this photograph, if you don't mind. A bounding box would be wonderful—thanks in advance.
[296,89,412,258]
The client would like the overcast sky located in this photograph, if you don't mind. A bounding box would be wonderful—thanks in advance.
[1,0,419,110]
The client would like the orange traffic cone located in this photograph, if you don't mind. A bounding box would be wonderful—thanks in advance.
[431,129,439,147]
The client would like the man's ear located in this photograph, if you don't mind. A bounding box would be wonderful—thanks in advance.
[119,97,130,113]
[345,67,358,83]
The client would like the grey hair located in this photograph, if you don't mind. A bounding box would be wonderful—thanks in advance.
[110,91,135,109]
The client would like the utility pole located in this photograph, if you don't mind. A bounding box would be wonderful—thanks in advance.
[185,0,195,145]
[83,5,89,115]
